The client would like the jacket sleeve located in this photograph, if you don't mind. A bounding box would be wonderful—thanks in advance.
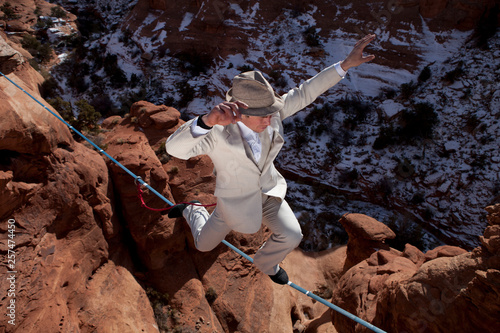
[165,118,217,160]
[280,63,343,120]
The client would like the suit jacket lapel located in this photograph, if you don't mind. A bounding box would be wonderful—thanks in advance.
[265,129,283,169]
[224,124,260,167]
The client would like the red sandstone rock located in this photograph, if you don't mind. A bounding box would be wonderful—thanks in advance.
[331,204,500,333]
[339,213,396,272]
[0,60,158,332]
[76,262,158,332]
[0,70,72,154]
[402,243,426,267]
[102,115,181,270]
[130,100,181,130]
[424,244,468,261]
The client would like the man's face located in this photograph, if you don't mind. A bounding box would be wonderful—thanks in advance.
[240,115,272,133]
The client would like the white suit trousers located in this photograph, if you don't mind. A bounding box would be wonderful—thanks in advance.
[182,194,303,275]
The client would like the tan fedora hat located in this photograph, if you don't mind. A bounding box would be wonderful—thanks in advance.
[226,71,284,116]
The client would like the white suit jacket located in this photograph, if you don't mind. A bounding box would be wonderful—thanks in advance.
[166,64,343,233]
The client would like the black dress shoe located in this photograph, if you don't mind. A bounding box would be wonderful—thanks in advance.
[167,200,201,218]
[269,267,289,285]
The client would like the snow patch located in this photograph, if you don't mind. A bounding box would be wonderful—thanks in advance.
[179,12,193,31]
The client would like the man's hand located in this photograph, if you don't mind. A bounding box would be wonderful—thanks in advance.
[340,34,376,72]
[203,101,248,127]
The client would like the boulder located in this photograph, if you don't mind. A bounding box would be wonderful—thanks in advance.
[130,100,180,130]
[0,71,72,154]
[0,34,25,74]
[339,213,396,271]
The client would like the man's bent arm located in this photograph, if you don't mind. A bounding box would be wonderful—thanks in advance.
[165,118,217,159]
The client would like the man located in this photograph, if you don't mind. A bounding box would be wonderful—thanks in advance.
[166,34,376,284]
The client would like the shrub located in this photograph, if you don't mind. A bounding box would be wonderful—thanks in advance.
[373,125,398,150]
[27,58,40,71]
[303,26,321,47]
[75,99,101,131]
[399,80,417,100]
[292,131,308,149]
[50,6,67,18]
[470,152,490,170]
[145,287,170,332]
[90,94,115,117]
[174,49,212,76]
[21,34,40,51]
[395,158,415,179]
[386,217,425,250]
[313,285,333,299]
[119,29,135,47]
[338,97,373,130]
[38,43,53,63]
[237,64,253,72]
[103,54,128,88]
[48,97,74,123]
[410,192,425,205]
[275,35,285,47]
[376,177,393,202]
[35,16,54,30]
[305,103,335,124]
[324,140,342,165]
[400,102,438,141]
[60,58,91,93]
[205,287,218,304]
[41,76,60,99]
[129,73,140,88]
[21,35,53,63]
[118,88,148,115]
[418,65,431,82]
[168,166,179,174]
[1,2,20,20]
[175,80,194,109]
[423,206,434,220]
[268,69,287,89]
[379,86,397,99]
[21,35,53,64]
[76,10,105,39]
[374,102,437,149]
[110,69,127,88]
[310,123,329,137]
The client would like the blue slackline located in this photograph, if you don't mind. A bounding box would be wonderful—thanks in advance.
[1,71,387,333]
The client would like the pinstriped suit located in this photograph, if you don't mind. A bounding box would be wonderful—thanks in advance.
[166,64,343,274]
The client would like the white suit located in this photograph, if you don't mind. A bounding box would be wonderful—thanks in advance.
[166,63,343,274]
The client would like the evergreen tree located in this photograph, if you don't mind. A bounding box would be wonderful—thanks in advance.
[75,99,101,131]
